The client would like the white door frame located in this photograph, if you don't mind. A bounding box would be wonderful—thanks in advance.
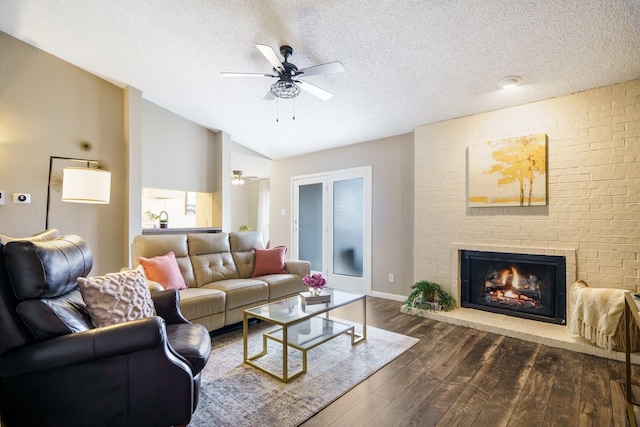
[292,166,372,295]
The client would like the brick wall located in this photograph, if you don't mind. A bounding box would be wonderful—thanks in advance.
[414,80,640,296]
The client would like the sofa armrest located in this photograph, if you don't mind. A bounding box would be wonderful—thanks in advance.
[151,289,190,325]
[147,279,165,293]
[285,259,311,278]
[0,316,170,376]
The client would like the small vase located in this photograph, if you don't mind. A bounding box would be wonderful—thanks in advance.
[310,287,322,296]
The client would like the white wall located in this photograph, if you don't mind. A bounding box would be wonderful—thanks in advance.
[271,133,414,297]
[414,80,640,295]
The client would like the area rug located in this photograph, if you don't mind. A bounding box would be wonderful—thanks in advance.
[188,321,418,427]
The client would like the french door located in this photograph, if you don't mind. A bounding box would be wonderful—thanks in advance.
[292,166,371,295]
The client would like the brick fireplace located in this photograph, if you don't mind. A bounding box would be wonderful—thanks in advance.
[460,249,566,325]
[450,244,575,321]
[410,81,640,362]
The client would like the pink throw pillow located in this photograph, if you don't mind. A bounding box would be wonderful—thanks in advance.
[138,251,187,290]
[252,246,288,277]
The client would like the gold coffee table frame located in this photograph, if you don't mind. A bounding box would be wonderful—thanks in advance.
[243,288,366,382]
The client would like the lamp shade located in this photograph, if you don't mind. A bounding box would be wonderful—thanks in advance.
[62,167,111,204]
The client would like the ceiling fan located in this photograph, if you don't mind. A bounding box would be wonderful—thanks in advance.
[231,170,258,185]
[221,44,344,101]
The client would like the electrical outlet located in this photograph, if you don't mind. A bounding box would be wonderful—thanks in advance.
[0,190,5,205]
[388,273,394,283]
[13,193,31,204]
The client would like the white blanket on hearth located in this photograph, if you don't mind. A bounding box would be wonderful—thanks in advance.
[570,280,625,351]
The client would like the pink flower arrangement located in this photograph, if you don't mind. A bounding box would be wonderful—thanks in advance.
[302,273,327,293]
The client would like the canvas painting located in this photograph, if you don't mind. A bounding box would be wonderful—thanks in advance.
[468,134,547,207]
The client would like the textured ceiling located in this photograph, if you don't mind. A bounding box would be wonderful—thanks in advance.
[1,0,640,159]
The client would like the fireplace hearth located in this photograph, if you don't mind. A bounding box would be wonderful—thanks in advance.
[460,250,566,325]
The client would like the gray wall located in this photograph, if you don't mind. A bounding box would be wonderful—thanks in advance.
[270,133,414,299]
[0,31,125,275]
[142,100,217,193]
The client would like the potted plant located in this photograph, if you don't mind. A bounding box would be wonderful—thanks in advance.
[159,211,169,228]
[404,280,456,311]
[238,225,251,232]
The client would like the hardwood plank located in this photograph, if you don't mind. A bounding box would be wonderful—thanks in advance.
[409,332,503,427]
[542,348,585,427]
[308,373,386,425]
[507,345,561,427]
[447,335,518,417]
[606,358,632,427]
[426,328,488,381]
[366,370,442,427]
[372,322,464,401]
[610,379,629,427]
[328,392,391,427]
[579,355,613,426]
[435,409,477,427]
[469,339,541,427]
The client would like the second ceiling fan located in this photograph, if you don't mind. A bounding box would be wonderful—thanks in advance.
[221,44,344,101]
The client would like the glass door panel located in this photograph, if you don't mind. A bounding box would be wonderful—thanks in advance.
[298,182,323,272]
[332,177,364,277]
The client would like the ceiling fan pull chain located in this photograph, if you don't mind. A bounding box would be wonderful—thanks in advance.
[293,98,296,120]
[276,97,279,123]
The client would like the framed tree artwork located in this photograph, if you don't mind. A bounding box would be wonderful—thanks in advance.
[468,133,547,207]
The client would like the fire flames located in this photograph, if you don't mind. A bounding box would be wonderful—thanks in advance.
[485,266,540,308]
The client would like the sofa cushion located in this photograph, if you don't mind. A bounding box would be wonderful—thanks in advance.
[256,274,306,300]
[78,267,156,327]
[132,234,196,288]
[138,251,187,291]
[189,233,240,284]
[16,288,93,340]
[252,246,288,277]
[201,279,268,310]
[178,287,226,320]
[229,232,265,279]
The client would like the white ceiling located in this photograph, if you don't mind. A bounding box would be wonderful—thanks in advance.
[1,0,640,160]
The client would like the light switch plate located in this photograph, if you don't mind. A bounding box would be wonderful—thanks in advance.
[0,191,5,205]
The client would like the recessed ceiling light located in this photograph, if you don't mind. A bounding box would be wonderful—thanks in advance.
[498,76,522,89]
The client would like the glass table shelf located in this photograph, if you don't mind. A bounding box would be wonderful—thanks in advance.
[243,288,366,382]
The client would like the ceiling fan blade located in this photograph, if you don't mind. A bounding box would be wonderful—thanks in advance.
[263,90,276,101]
[255,44,285,73]
[221,72,276,77]
[296,61,345,77]
[296,80,333,100]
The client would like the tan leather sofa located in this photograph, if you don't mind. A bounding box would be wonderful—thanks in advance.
[132,232,310,332]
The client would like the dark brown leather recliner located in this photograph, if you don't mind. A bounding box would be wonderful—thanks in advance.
[0,233,211,427]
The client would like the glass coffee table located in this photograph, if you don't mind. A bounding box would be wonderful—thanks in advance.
[243,288,366,382]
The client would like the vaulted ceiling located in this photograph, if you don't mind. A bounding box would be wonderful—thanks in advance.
[1,1,639,159]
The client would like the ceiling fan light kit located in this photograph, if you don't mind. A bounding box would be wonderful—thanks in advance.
[270,80,300,99]
[222,43,344,101]
[231,170,259,185]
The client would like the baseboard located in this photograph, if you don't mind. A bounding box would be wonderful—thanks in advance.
[371,291,406,302]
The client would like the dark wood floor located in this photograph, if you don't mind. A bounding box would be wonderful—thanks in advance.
[300,296,638,427]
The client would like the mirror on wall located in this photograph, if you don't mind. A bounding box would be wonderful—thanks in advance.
[142,187,216,229]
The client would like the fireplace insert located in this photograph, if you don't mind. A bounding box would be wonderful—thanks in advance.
[460,250,566,325]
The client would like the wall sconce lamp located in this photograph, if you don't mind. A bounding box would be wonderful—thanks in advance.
[45,156,112,228]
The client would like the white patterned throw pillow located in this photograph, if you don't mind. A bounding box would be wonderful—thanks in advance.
[77,267,156,328]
